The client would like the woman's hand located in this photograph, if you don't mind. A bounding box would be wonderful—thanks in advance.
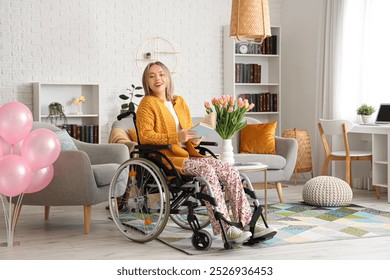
[178,129,197,143]
[190,137,203,146]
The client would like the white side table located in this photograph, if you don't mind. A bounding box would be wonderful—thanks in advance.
[234,162,268,219]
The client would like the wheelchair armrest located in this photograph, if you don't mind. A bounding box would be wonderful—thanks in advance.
[135,144,172,151]
[133,143,182,179]
[196,147,217,158]
[199,141,218,146]
[196,141,219,158]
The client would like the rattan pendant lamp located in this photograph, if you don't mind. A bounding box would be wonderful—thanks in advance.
[229,0,272,42]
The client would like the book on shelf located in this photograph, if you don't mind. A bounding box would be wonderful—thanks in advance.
[271,93,278,112]
[240,93,278,112]
[261,35,277,55]
[61,123,99,143]
[94,125,99,143]
[235,63,261,83]
[190,112,216,138]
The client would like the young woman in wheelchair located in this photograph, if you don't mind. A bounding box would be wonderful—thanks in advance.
[136,61,277,244]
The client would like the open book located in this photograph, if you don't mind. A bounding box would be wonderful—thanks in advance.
[190,112,216,138]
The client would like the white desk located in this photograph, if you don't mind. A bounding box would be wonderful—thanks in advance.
[348,124,390,202]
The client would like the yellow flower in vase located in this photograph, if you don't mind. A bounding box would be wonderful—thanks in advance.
[73,96,86,115]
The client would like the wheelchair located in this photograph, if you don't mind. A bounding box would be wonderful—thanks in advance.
[108,111,274,251]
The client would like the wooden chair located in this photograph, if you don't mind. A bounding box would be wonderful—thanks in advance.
[318,119,380,198]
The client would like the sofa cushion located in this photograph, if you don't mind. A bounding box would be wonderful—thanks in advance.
[240,122,277,154]
[92,163,121,187]
[55,130,78,151]
[234,153,286,170]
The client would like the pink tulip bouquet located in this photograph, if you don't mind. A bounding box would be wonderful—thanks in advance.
[204,95,255,139]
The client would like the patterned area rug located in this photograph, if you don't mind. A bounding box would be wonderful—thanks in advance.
[157,202,390,255]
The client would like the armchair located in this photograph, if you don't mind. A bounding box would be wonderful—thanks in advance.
[193,117,298,202]
[20,122,129,233]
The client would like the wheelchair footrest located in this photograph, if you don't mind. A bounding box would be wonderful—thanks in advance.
[243,230,277,246]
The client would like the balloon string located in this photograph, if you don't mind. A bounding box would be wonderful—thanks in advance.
[7,196,13,246]
[0,194,22,247]
[0,195,10,236]
[12,194,23,231]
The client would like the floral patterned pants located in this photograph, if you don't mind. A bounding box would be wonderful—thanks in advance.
[182,157,252,235]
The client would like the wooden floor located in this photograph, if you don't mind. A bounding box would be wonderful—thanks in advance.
[1,178,390,260]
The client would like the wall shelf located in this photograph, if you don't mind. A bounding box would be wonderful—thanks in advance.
[223,25,281,135]
[32,82,101,143]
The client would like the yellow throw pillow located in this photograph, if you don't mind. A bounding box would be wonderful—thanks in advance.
[127,129,138,143]
[240,122,277,154]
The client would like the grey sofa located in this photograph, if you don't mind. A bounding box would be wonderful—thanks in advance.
[20,122,129,233]
[110,116,298,202]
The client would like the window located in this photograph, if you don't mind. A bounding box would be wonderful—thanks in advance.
[335,0,390,121]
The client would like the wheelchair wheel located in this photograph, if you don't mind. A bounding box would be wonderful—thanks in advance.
[191,229,212,251]
[109,158,170,243]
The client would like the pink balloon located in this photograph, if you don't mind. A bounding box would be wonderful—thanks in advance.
[24,165,54,194]
[0,136,11,156]
[21,129,61,171]
[0,155,32,197]
[11,140,24,156]
[0,102,33,145]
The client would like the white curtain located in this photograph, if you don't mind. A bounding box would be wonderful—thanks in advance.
[333,0,390,122]
[317,0,345,121]
[315,0,345,175]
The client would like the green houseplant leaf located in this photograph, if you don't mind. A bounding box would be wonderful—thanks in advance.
[357,104,375,115]
[119,85,144,112]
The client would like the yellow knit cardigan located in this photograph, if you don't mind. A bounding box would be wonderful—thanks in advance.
[136,95,203,173]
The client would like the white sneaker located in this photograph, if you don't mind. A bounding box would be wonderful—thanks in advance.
[244,224,277,240]
[226,226,252,244]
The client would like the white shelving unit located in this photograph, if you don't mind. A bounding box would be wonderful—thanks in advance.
[32,82,100,143]
[223,25,281,135]
[372,134,389,189]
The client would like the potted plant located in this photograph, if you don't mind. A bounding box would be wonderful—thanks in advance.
[204,95,255,164]
[357,104,375,124]
[48,102,67,126]
[119,84,143,113]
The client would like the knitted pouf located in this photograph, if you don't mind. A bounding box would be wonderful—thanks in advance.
[302,176,353,207]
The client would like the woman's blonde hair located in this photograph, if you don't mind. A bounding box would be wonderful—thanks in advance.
[142,61,174,101]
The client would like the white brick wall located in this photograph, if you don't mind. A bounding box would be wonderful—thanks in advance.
[0,0,281,143]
